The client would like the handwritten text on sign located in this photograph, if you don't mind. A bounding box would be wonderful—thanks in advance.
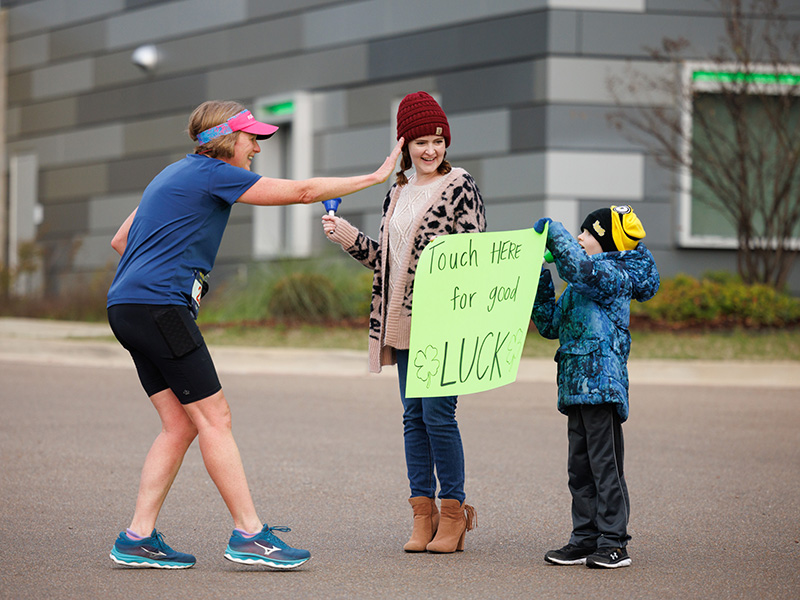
[406,226,548,397]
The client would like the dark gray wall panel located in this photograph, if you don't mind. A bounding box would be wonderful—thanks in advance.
[247,0,341,19]
[108,154,173,194]
[41,163,109,202]
[123,113,191,155]
[510,105,546,152]
[581,12,728,59]
[645,0,718,14]
[139,17,303,78]
[208,45,366,101]
[126,0,174,8]
[437,60,544,113]
[7,0,123,38]
[484,197,541,233]
[343,77,435,128]
[643,155,675,201]
[647,0,800,16]
[106,1,247,50]
[367,12,548,81]
[548,10,578,53]
[40,201,90,236]
[545,105,645,151]
[50,21,107,60]
[8,32,48,72]
[8,71,32,104]
[77,73,207,125]
[17,97,78,136]
[626,198,672,251]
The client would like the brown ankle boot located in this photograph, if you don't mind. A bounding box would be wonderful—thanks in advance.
[404,497,439,552]
[426,499,476,553]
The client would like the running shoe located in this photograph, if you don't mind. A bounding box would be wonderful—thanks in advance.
[586,546,632,568]
[110,529,196,569]
[544,543,596,565]
[224,524,311,569]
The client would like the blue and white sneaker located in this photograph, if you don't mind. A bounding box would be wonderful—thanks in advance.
[110,529,196,569]
[224,524,311,569]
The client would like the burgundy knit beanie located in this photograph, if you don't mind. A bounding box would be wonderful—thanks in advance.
[396,91,451,147]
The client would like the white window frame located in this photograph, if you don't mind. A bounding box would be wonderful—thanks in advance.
[678,60,800,249]
[252,91,313,258]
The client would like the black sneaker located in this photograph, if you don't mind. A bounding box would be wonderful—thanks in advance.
[586,547,631,569]
[544,543,596,565]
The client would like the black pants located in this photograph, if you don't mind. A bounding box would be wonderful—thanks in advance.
[566,403,631,549]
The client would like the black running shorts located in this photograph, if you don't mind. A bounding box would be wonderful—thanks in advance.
[107,304,222,404]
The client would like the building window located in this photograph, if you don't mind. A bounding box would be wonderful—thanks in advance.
[678,61,800,248]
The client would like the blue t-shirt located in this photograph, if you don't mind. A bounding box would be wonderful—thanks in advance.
[107,154,260,312]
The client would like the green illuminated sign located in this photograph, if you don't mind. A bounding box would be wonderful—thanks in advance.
[693,70,800,85]
[263,100,295,116]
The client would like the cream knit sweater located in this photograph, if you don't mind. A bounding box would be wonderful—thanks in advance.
[328,167,486,373]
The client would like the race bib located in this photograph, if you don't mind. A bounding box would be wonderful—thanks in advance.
[190,270,208,318]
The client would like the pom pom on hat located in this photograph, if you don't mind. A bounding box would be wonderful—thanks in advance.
[581,205,645,252]
[396,91,451,147]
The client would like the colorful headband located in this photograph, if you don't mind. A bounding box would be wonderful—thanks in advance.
[196,110,279,144]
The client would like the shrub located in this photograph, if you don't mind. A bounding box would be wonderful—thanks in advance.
[199,258,372,325]
[632,271,800,329]
[268,271,339,321]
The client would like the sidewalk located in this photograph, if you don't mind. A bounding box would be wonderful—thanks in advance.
[1,317,798,388]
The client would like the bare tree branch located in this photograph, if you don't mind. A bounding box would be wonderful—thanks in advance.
[607,0,800,288]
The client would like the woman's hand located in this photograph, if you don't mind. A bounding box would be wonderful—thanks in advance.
[321,214,341,237]
[373,138,404,184]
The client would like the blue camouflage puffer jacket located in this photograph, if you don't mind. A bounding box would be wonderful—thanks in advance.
[531,220,660,422]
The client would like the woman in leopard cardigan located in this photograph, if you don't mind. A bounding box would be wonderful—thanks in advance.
[322,92,485,554]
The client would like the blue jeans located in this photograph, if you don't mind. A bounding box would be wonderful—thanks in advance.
[396,349,465,503]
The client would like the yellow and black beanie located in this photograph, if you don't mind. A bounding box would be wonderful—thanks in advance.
[581,205,646,252]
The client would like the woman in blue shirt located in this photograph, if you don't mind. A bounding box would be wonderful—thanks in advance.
[107,100,402,570]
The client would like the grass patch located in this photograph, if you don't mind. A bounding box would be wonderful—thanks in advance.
[198,322,800,362]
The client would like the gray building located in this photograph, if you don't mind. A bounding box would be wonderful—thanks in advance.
[3,0,800,298]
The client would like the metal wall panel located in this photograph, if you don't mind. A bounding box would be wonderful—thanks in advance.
[448,109,510,160]
[8,123,124,169]
[207,45,368,101]
[31,57,94,101]
[123,113,191,155]
[320,125,388,172]
[107,154,172,194]
[106,0,247,49]
[50,20,106,61]
[367,12,548,80]
[580,11,726,59]
[304,0,547,50]
[76,73,207,125]
[438,61,546,113]
[8,31,48,71]
[40,163,109,201]
[545,105,642,151]
[18,97,78,136]
[7,0,124,38]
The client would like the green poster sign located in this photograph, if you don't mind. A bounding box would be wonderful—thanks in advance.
[406,226,548,397]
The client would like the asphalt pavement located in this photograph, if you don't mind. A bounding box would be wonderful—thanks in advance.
[0,318,798,599]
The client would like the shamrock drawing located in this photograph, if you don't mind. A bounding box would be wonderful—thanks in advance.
[506,328,525,365]
[413,345,441,389]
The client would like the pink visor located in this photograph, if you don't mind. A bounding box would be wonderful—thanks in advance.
[196,110,279,144]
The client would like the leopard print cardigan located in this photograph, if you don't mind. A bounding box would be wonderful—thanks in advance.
[334,167,486,373]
